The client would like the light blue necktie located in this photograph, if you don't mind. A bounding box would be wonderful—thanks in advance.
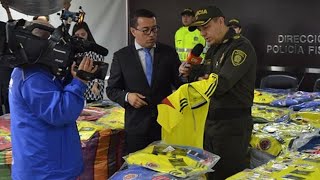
[143,48,153,86]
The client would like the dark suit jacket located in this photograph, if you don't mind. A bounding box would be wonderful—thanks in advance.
[106,42,182,135]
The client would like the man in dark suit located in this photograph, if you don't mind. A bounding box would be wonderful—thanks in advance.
[106,9,183,153]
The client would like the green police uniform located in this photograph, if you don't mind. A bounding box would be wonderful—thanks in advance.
[188,5,257,179]
[190,28,257,179]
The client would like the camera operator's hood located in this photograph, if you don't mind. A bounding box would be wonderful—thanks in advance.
[7,0,64,16]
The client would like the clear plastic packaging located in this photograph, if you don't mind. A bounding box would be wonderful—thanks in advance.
[123,141,220,178]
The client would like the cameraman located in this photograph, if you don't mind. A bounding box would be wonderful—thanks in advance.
[9,20,97,180]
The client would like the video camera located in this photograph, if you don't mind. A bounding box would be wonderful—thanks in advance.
[0,8,109,81]
[58,6,85,24]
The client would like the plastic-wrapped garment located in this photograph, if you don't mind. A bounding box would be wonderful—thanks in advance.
[0,114,11,151]
[289,111,320,128]
[77,107,109,121]
[227,152,320,180]
[124,142,220,178]
[289,99,320,111]
[290,129,320,154]
[97,107,125,129]
[110,165,206,180]
[256,88,293,94]
[250,123,314,156]
[253,89,286,105]
[8,0,64,16]
[270,91,314,107]
[252,104,289,122]
[249,148,276,169]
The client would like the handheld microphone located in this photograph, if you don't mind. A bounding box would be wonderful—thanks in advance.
[179,44,204,78]
[186,43,204,65]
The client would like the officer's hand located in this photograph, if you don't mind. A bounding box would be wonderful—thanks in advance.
[179,62,192,77]
[198,74,209,80]
[71,56,98,84]
[127,93,148,108]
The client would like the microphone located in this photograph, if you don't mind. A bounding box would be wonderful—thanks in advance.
[186,43,204,65]
[179,44,204,78]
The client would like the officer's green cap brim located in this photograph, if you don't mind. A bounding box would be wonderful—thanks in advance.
[188,18,212,32]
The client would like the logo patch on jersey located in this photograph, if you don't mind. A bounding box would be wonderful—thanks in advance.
[231,49,247,66]
[123,174,138,180]
[194,37,199,41]
[146,162,159,169]
[259,138,271,150]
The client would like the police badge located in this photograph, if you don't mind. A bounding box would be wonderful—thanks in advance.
[231,49,247,66]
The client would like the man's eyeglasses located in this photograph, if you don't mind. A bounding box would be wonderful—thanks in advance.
[134,25,160,35]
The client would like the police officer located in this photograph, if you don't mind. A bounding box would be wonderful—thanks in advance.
[228,18,242,34]
[175,8,205,61]
[179,5,257,180]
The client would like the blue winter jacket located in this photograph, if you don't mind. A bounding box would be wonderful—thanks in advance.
[9,66,87,180]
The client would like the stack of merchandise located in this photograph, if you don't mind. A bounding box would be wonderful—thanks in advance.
[110,142,220,180]
[250,89,320,170]
[250,123,314,157]
[0,114,12,180]
[227,151,320,180]
[79,128,125,179]
[77,100,126,179]
[0,100,126,180]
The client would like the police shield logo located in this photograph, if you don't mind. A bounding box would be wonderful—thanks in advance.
[231,50,247,66]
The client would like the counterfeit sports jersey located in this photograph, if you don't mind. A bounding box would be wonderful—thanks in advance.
[124,143,220,178]
[157,73,218,148]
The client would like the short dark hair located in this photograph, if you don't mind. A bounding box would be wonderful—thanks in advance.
[130,9,156,28]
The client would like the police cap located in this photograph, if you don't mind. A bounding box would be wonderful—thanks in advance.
[189,5,224,32]
[181,8,195,16]
[228,18,241,28]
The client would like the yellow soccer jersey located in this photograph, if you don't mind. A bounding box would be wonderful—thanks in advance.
[227,152,320,180]
[254,90,285,104]
[157,73,218,149]
[290,111,320,128]
[125,144,213,178]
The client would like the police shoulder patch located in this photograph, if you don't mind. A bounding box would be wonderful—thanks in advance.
[231,49,247,66]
